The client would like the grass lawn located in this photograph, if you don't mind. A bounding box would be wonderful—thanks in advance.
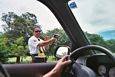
[8,55,56,64]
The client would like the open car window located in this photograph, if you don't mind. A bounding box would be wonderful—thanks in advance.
[0,0,70,64]
[68,0,115,54]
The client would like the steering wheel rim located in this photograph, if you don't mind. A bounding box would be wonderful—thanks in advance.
[70,45,115,62]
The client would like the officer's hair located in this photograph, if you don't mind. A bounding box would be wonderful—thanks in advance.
[33,25,41,30]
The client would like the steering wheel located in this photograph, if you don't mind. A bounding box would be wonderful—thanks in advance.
[70,45,115,62]
[62,45,115,77]
[0,63,9,77]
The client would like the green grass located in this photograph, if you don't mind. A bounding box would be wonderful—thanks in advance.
[8,55,56,64]
[47,55,56,62]
[8,56,32,63]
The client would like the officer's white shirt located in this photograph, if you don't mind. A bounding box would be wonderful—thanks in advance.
[28,36,42,55]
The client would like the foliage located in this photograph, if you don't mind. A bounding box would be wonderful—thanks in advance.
[42,28,70,56]
[0,35,9,63]
[46,28,70,45]
[85,32,115,53]
[0,12,38,63]
[0,12,115,63]
[106,39,115,53]
[86,32,107,46]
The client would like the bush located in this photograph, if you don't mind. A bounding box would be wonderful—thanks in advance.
[0,50,9,63]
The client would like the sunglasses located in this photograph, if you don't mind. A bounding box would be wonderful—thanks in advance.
[35,30,42,32]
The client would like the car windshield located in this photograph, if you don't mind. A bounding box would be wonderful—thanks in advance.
[68,0,115,53]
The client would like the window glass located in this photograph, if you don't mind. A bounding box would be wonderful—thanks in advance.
[68,0,115,53]
[0,0,70,64]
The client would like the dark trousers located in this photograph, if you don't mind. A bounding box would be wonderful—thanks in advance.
[31,54,47,63]
[30,54,38,63]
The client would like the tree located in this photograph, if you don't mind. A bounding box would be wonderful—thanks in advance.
[1,12,38,63]
[44,28,70,56]
[85,32,115,53]
[46,28,70,45]
[0,35,9,63]
[86,32,107,47]
[106,39,115,53]
[1,12,37,38]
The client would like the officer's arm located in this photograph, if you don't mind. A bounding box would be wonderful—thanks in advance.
[38,37,56,47]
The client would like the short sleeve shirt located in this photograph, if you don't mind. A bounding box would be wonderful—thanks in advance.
[28,36,41,54]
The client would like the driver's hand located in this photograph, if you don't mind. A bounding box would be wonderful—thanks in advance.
[55,55,71,70]
[52,55,71,77]
[43,55,71,77]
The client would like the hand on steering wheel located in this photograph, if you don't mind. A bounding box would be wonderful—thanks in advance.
[62,45,115,77]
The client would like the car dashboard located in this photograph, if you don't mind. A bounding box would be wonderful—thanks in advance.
[86,54,115,77]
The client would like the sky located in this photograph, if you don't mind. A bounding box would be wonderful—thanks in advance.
[0,0,61,33]
[99,30,115,40]
[0,0,115,34]
[72,0,115,33]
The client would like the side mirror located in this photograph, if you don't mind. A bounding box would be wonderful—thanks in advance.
[54,46,70,59]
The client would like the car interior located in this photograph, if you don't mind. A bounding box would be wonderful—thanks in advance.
[0,0,115,77]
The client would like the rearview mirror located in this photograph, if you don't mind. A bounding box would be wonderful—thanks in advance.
[54,46,70,59]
